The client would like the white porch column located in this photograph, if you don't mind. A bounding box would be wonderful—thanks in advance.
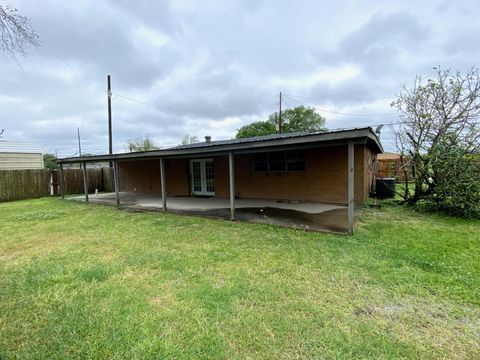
[113,160,120,207]
[229,151,235,220]
[347,142,354,234]
[160,157,167,211]
[82,161,89,202]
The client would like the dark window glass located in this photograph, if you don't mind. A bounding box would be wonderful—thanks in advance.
[253,153,268,172]
[253,151,305,172]
[269,151,286,171]
[287,151,305,172]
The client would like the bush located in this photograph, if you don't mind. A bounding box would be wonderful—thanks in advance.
[425,142,480,218]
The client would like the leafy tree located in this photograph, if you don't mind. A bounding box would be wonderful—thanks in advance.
[429,140,480,218]
[180,134,199,145]
[0,4,40,58]
[127,135,160,152]
[43,153,58,169]
[391,67,480,217]
[236,105,327,138]
[235,121,276,138]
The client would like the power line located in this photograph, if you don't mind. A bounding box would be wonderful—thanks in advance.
[326,121,403,132]
[112,92,163,110]
[283,93,396,102]
[284,94,399,117]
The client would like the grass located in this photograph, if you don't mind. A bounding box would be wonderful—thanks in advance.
[0,198,479,359]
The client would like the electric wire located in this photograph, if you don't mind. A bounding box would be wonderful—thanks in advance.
[283,94,399,117]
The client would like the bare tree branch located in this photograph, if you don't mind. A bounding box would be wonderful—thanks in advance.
[391,66,480,212]
[0,3,39,58]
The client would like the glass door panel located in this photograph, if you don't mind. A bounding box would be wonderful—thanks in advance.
[190,159,215,196]
[204,160,215,194]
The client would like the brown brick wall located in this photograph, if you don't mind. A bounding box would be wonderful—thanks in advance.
[118,159,160,194]
[117,144,375,204]
[228,145,366,204]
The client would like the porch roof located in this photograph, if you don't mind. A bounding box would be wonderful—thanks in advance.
[57,127,383,164]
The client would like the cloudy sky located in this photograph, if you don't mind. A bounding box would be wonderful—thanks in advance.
[1,0,479,156]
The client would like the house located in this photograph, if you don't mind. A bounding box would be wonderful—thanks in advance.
[57,127,383,233]
[0,141,44,170]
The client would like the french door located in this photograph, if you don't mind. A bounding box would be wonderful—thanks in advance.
[190,159,215,196]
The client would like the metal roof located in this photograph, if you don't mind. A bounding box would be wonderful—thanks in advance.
[57,127,383,164]
[172,131,314,150]
[0,141,45,154]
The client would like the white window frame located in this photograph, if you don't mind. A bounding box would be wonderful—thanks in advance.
[189,158,215,196]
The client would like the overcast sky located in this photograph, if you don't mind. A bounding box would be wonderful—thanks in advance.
[1,0,479,156]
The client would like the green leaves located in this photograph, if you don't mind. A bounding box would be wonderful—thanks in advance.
[236,105,327,138]
[127,135,160,152]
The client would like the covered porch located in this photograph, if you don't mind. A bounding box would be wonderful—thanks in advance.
[57,128,384,234]
[68,192,353,233]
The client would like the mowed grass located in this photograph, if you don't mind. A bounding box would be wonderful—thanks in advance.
[0,198,479,359]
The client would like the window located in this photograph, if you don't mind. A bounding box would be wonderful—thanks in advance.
[253,153,268,172]
[253,151,305,173]
[269,151,286,171]
[287,150,305,172]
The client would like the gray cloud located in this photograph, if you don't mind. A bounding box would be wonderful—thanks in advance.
[1,0,480,155]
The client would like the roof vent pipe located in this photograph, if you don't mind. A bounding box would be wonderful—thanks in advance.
[205,136,211,143]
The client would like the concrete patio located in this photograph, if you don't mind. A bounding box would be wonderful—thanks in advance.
[68,192,355,233]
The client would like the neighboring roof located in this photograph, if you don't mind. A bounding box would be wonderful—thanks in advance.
[377,152,401,160]
[57,127,383,164]
[0,141,44,154]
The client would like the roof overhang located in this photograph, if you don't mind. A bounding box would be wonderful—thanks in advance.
[57,127,383,164]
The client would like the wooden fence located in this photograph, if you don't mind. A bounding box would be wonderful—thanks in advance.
[0,167,113,202]
[376,157,413,182]
[54,168,107,195]
[0,169,51,202]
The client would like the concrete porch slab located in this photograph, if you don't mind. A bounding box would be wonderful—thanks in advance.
[68,192,354,233]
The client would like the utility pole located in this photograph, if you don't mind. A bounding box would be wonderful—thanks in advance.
[107,74,115,192]
[107,75,113,156]
[278,91,282,133]
[77,127,82,156]
[77,127,82,169]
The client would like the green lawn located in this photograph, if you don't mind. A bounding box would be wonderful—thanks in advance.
[0,198,479,359]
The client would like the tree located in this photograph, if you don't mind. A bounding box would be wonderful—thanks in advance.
[0,4,40,57]
[431,140,480,218]
[391,67,480,217]
[180,134,199,145]
[236,105,327,138]
[43,153,58,169]
[127,135,160,152]
[235,121,276,139]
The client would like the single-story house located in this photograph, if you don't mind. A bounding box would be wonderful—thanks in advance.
[0,141,44,170]
[57,127,383,233]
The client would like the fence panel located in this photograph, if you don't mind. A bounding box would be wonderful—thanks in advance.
[1,167,110,202]
[102,167,113,192]
[52,168,106,195]
[0,169,51,201]
[376,158,413,182]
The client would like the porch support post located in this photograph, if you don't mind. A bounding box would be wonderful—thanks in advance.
[347,142,354,234]
[229,151,235,220]
[113,160,120,208]
[160,157,167,211]
[82,161,89,202]
[59,163,65,199]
